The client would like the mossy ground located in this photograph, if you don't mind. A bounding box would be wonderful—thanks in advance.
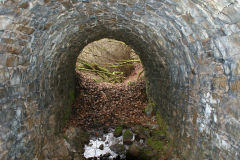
[145,112,171,159]
[114,125,123,137]
[62,38,172,159]
[123,130,133,139]
[141,96,171,159]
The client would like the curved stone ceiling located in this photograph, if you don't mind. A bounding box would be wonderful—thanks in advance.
[0,0,239,159]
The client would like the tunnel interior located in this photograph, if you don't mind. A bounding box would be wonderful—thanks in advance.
[2,20,198,160]
[70,38,166,159]
[46,25,192,159]
[1,0,240,160]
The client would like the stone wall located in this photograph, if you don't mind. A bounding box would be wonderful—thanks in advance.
[0,0,239,159]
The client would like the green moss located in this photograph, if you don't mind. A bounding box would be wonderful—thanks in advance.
[145,102,154,115]
[123,130,133,138]
[145,97,157,116]
[77,58,138,84]
[141,109,171,159]
[127,81,136,86]
[156,111,168,135]
[114,125,123,137]
[145,79,154,99]
[146,138,165,151]
[92,77,99,82]
[123,130,133,144]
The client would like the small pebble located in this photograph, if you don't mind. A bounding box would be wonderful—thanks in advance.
[99,144,104,150]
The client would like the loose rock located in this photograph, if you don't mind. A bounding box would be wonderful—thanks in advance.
[123,130,133,145]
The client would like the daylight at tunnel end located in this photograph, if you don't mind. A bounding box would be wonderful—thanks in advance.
[0,0,240,159]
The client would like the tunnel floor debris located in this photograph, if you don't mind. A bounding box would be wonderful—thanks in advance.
[65,63,155,131]
[62,62,170,160]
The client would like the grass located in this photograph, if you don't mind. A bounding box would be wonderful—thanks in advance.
[123,130,133,142]
[76,58,141,83]
[114,125,123,137]
[146,138,165,151]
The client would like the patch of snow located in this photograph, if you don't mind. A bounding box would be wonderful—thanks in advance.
[84,132,122,159]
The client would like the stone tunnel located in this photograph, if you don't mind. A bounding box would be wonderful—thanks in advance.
[0,0,240,159]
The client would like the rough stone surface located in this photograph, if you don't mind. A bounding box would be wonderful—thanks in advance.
[0,0,239,159]
[40,127,87,160]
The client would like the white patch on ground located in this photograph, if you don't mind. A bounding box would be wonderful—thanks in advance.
[197,92,219,134]
[84,130,135,159]
[84,132,122,159]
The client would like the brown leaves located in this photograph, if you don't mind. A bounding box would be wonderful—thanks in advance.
[65,73,154,130]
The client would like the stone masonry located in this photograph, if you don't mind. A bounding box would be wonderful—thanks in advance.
[0,0,240,159]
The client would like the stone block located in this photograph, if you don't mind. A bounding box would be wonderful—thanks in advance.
[18,2,29,9]
[225,98,240,121]
[234,60,240,75]
[6,55,19,67]
[212,76,228,92]
[0,0,239,160]
[0,15,13,30]
[222,4,240,24]
[0,44,22,54]
[230,80,240,93]
[0,87,6,99]
[16,25,35,35]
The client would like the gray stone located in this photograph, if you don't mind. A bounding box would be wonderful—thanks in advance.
[0,0,240,160]
[110,144,125,154]
[123,130,133,145]
[127,143,141,157]
[99,144,104,150]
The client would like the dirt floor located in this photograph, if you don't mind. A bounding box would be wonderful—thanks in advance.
[65,63,155,131]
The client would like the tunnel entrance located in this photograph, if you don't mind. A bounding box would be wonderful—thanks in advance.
[1,1,239,160]
[62,39,171,160]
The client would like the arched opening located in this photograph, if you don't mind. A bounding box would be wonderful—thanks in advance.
[47,26,187,159]
[73,38,147,126]
[64,38,169,159]
[76,38,142,84]
[4,1,239,159]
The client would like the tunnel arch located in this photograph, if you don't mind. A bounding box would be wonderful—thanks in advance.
[0,0,239,159]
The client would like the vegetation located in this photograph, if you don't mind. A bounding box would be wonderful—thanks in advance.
[76,59,141,83]
[127,81,136,86]
[146,138,165,151]
[123,130,133,144]
[156,111,168,135]
[114,125,123,137]
[68,38,173,159]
